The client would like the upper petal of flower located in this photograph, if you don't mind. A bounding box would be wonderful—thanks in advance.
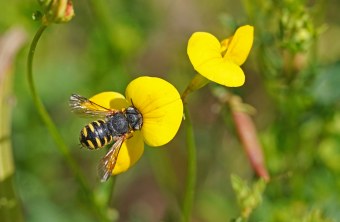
[224,25,254,66]
[125,76,183,147]
[89,92,144,175]
[187,32,245,87]
[187,32,221,71]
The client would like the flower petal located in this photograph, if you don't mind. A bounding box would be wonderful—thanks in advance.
[187,32,222,71]
[112,131,144,175]
[187,32,245,87]
[89,92,144,175]
[89,91,129,110]
[196,57,245,87]
[125,76,183,147]
[224,25,254,66]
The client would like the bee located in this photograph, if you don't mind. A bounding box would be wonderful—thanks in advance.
[69,94,143,182]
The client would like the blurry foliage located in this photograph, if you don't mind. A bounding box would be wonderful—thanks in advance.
[230,175,266,221]
[242,0,340,221]
[311,62,340,105]
[0,0,340,221]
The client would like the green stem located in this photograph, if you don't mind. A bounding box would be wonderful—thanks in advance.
[181,74,209,103]
[27,24,81,191]
[26,25,108,221]
[182,106,197,222]
[106,176,117,207]
[93,176,118,220]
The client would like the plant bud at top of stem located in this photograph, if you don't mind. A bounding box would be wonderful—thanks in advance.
[39,0,75,24]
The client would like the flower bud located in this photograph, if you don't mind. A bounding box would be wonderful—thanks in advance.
[39,0,75,24]
[230,96,270,182]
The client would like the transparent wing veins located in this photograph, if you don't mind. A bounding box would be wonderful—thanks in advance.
[69,94,115,117]
[97,137,125,182]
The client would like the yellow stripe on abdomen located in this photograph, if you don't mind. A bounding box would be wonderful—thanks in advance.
[82,128,88,138]
[103,136,108,146]
[88,123,95,132]
[87,140,96,149]
[95,137,102,147]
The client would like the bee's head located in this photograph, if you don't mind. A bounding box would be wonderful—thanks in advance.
[125,106,143,131]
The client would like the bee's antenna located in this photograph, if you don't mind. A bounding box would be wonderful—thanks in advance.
[130,99,135,107]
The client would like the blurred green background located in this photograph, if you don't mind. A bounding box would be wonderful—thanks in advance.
[1,0,340,221]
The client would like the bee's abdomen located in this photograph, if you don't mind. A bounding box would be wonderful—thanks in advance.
[80,120,113,149]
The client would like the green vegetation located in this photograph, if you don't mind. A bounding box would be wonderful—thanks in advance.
[0,0,339,221]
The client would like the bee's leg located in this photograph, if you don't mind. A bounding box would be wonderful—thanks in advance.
[112,135,120,141]
[125,132,134,139]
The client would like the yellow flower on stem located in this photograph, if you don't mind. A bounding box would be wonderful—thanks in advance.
[89,76,183,175]
[187,25,254,87]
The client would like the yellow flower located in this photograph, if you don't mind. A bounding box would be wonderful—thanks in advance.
[187,25,254,87]
[89,76,183,175]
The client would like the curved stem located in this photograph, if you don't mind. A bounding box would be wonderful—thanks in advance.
[181,106,197,222]
[26,25,108,221]
[27,24,83,192]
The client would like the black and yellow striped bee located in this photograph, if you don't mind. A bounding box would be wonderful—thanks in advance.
[69,94,143,182]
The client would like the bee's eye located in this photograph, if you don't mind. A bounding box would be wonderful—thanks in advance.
[125,107,142,131]
[126,107,137,114]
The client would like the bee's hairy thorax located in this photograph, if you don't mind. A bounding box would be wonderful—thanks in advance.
[80,112,129,149]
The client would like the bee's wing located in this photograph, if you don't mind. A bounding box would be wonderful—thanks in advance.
[69,94,116,118]
[98,137,125,182]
